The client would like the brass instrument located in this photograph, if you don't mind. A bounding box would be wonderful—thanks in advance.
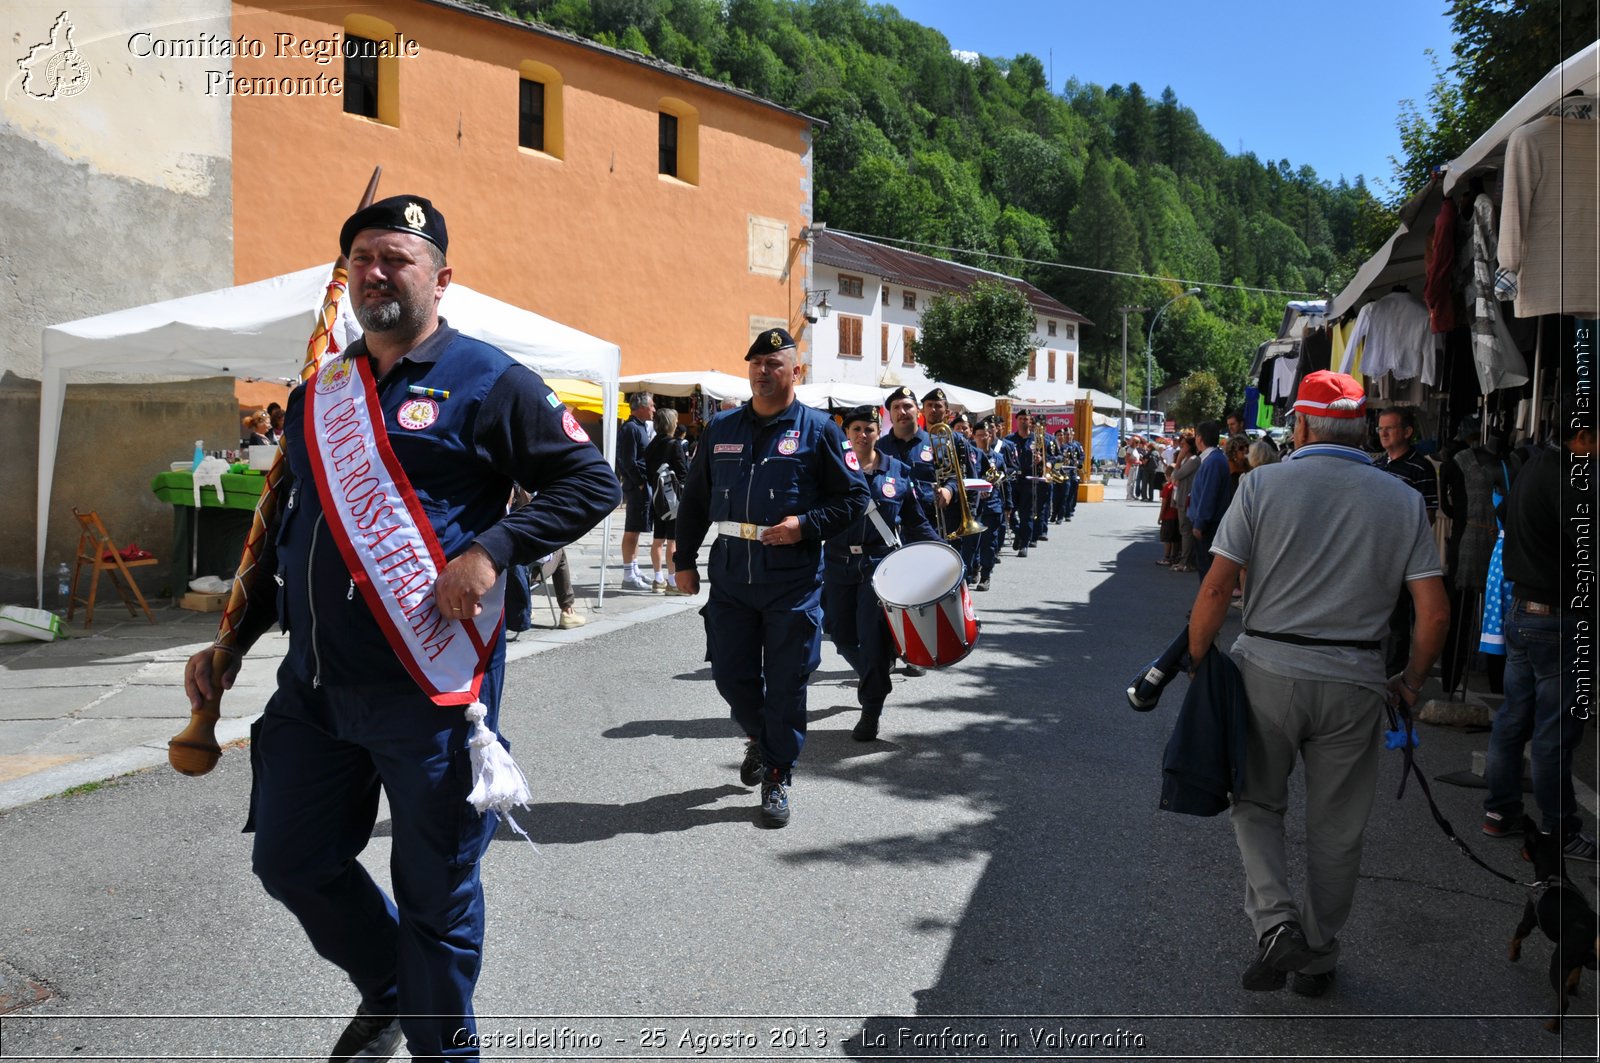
[982,461,1005,485]
[1032,423,1048,479]
[929,422,984,540]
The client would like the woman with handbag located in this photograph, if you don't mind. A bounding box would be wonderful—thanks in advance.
[644,407,690,593]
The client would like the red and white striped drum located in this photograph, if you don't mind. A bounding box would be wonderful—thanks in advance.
[870,540,979,669]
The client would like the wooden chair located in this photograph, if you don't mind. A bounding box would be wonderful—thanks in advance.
[69,508,158,626]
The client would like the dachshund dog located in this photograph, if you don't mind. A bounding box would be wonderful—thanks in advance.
[1509,816,1598,1032]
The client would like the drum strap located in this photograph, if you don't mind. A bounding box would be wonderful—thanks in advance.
[865,504,901,551]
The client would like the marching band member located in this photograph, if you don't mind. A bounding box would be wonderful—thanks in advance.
[822,406,938,741]
[969,420,1005,590]
[1005,410,1041,556]
[673,328,869,827]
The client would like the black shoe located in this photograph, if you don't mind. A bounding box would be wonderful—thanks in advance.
[1240,953,1286,991]
[1260,921,1316,972]
[739,739,762,787]
[329,1005,402,1061]
[852,713,879,741]
[759,767,791,827]
[1016,546,1029,558]
[903,664,927,677]
[974,578,990,591]
[1291,970,1336,998]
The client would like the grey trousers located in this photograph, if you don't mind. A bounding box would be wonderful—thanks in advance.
[1230,659,1385,975]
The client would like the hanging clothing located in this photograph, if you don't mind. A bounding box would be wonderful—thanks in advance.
[1424,196,1459,333]
[1465,194,1530,393]
[1445,447,1505,589]
[1498,115,1600,319]
[1479,532,1508,656]
[1342,291,1437,384]
[1332,314,1364,378]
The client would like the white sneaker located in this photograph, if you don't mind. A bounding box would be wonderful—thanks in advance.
[558,610,587,629]
[621,572,652,591]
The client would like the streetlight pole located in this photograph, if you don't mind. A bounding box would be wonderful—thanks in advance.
[1144,287,1202,433]
[1117,305,1147,445]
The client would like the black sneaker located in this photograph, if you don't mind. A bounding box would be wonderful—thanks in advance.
[904,664,927,677]
[1260,921,1316,972]
[759,768,791,828]
[974,578,990,592]
[1291,970,1336,998]
[739,740,762,787]
[1240,952,1286,991]
[1016,546,1029,558]
[852,713,880,741]
[1562,831,1599,861]
[329,1004,401,1061]
[1482,810,1518,838]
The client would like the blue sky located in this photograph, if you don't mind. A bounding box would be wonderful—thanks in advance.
[890,0,1457,194]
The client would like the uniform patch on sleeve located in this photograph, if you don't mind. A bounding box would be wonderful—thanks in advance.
[881,476,896,497]
[545,392,562,408]
[845,449,861,471]
[561,408,590,442]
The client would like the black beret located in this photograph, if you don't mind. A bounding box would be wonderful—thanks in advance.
[948,411,969,426]
[746,328,797,360]
[885,385,918,406]
[841,404,880,428]
[922,387,947,404]
[340,195,448,257]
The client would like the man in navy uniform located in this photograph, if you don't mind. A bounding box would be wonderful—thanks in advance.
[673,328,868,827]
[876,385,956,677]
[1034,423,1063,537]
[968,419,1005,590]
[990,416,1018,556]
[1005,410,1041,556]
[185,195,620,1060]
[822,406,938,741]
[1060,427,1085,522]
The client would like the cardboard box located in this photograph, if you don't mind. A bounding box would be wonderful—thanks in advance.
[179,591,228,612]
[1077,482,1105,503]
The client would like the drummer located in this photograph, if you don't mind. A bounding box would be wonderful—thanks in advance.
[823,405,938,741]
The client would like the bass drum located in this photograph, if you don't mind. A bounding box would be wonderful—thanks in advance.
[870,540,979,669]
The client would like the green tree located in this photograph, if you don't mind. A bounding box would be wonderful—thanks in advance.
[913,280,1037,395]
[1171,369,1225,429]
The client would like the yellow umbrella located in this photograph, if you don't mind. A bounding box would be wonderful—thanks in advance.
[544,378,628,419]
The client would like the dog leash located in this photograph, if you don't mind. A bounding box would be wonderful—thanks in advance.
[1385,699,1542,890]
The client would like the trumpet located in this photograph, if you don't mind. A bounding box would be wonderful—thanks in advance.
[929,423,984,541]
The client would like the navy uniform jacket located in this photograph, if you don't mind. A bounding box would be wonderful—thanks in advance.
[993,438,1018,508]
[1062,440,1085,480]
[964,440,1003,516]
[236,322,621,687]
[673,400,868,585]
[822,455,938,584]
[615,416,652,492]
[878,428,957,527]
[1006,431,1040,483]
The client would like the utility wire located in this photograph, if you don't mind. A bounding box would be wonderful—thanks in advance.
[828,227,1320,299]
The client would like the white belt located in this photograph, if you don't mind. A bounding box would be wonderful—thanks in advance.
[716,521,772,541]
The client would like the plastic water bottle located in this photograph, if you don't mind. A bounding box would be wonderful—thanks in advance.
[56,562,71,616]
[192,439,205,471]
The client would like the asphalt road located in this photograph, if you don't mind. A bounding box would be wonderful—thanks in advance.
[0,496,1594,1061]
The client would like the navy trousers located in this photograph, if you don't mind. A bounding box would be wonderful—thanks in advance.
[1012,483,1038,547]
[823,578,895,715]
[1062,477,1079,519]
[248,665,503,1060]
[703,576,823,771]
[976,509,1002,578]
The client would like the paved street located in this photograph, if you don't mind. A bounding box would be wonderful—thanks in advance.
[0,493,1595,1060]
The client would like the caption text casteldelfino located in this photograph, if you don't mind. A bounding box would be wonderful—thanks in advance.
[125,30,421,97]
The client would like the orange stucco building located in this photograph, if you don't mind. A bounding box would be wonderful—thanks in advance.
[230,0,817,372]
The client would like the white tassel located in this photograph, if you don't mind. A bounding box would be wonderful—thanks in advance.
[463,701,537,851]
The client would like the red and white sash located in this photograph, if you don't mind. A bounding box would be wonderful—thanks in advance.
[303,354,503,706]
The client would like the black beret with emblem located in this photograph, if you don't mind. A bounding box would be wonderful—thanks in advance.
[841,404,880,428]
[948,411,969,426]
[885,385,918,406]
[340,194,449,257]
[745,327,797,360]
[922,387,947,404]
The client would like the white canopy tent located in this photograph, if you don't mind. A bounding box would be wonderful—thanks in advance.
[619,370,751,402]
[37,263,623,604]
[795,379,997,415]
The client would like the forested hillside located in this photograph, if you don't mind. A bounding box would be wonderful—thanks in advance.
[496,0,1397,402]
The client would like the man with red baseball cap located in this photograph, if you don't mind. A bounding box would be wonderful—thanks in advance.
[1185,369,1450,998]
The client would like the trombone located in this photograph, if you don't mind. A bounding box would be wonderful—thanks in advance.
[929,423,984,541]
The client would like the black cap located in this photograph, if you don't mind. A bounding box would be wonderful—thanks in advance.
[1015,408,1032,418]
[885,385,918,406]
[949,411,969,426]
[922,387,947,404]
[745,328,797,360]
[340,195,448,257]
[841,404,880,429]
